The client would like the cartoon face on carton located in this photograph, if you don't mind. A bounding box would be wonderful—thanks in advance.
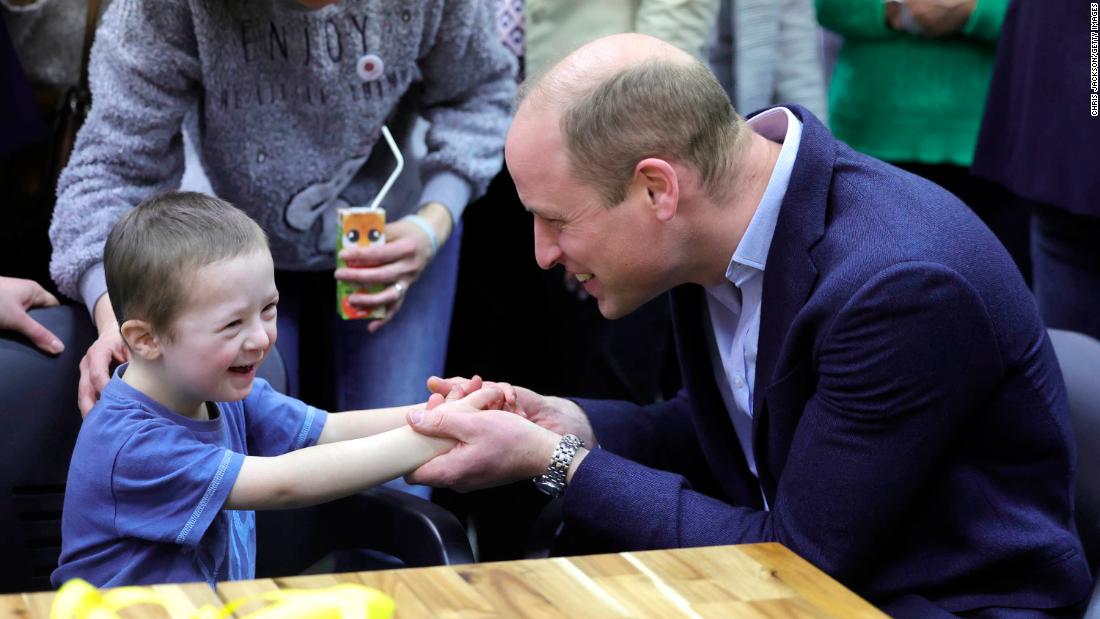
[336,208,386,320]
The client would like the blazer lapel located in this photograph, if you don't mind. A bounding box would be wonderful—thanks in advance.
[669,285,764,510]
[749,105,832,498]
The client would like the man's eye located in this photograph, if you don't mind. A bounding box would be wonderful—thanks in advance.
[263,303,277,314]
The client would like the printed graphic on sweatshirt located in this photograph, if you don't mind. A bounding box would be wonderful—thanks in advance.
[208,6,419,113]
[284,154,368,247]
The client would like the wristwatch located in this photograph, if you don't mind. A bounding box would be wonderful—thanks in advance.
[533,434,585,497]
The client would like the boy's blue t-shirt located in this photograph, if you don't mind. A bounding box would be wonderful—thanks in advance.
[52,365,327,589]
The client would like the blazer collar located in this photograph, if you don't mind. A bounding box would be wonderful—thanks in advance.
[750,104,832,423]
[662,105,834,505]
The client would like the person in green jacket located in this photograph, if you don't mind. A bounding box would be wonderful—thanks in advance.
[815,0,1029,279]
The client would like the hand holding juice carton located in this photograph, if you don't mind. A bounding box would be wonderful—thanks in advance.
[335,125,403,321]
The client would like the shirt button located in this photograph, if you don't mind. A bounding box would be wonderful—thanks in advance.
[734,375,745,389]
[357,54,384,81]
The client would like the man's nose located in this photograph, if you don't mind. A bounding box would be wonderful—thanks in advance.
[533,218,562,271]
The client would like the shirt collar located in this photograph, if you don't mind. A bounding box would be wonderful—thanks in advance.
[720,107,803,288]
[101,363,224,430]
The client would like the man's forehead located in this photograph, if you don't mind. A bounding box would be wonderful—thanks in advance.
[506,105,560,159]
[506,109,570,205]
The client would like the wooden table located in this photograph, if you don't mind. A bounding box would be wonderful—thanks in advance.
[0,543,886,618]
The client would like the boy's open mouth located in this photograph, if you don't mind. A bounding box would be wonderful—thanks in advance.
[228,364,255,374]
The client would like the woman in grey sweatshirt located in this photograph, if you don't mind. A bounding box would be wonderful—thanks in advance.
[49,0,515,436]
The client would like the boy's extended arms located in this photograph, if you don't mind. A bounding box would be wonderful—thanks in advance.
[226,387,504,510]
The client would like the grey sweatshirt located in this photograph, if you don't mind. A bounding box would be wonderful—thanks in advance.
[49,0,516,309]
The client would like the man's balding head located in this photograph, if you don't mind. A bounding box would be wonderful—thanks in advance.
[511,33,749,206]
[518,34,692,111]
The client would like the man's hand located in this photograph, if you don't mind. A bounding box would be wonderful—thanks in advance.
[335,203,452,333]
[0,276,64,354]
[904,0,975,37]
[405,405,562,492]
[79,295,130,416]
[427,376,596,446]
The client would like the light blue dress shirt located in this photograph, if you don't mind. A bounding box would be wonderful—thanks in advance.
[704,107,802,495]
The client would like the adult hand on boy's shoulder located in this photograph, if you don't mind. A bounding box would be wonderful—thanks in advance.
[78,295,130,416]
[0,276,64,355]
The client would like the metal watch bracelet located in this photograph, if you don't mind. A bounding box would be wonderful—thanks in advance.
[533,434,585,498]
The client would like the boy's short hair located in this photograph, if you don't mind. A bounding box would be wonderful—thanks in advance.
[105,191,268,336]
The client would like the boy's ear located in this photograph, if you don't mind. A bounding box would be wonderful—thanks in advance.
[119,319,161,360]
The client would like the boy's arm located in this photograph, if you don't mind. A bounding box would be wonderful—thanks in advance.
[317,376,520,444]
[226,425,452,510]
[228,387,506,509]
[315,404,422,445]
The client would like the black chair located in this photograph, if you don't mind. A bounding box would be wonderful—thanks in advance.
[1048,329,1100,618]
[0,306,95,593]
[0,305,471,593]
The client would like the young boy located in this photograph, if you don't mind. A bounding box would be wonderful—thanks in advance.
[52,191,501,589]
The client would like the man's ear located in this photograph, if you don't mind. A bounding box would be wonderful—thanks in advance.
[119,319,161,360]
[634,158,678,223]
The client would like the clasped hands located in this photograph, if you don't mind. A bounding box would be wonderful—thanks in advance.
[885,0,976,38]
[404,375,596,492]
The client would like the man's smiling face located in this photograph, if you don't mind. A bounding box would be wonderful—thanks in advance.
[505,106,672,320]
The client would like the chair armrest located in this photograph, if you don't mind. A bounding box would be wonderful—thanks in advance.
[316,488,474,567]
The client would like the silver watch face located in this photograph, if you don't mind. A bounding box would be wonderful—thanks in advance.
[533,475,564,497]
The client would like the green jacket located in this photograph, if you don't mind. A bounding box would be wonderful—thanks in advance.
[816,0,1006,166]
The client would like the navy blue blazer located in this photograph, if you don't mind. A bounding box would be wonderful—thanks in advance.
[561,106,1091,616]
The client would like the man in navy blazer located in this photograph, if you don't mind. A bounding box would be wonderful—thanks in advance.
[406,33,1091,616]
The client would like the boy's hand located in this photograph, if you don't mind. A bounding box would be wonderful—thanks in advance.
[427,375,523,415]
[429,375,595,446]
[0,276,64,355]
[424,376,521,415]
[78,295,130,416]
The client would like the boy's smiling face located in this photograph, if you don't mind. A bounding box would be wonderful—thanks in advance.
[153,249,279,414]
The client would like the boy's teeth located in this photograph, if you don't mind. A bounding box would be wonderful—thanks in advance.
[576,274,593,283]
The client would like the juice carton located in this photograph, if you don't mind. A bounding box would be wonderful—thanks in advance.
[336,207,386,320]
